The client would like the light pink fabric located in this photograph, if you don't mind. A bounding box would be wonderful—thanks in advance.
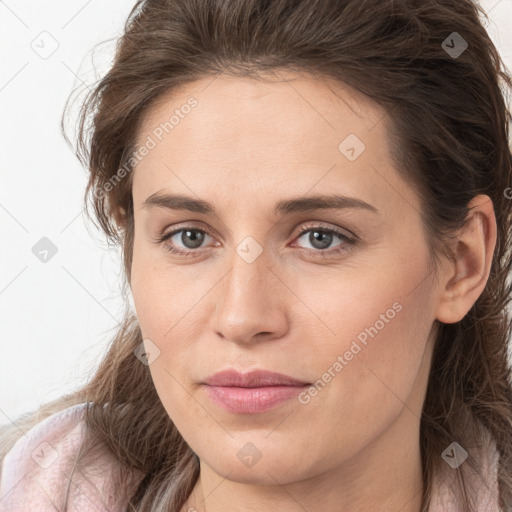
[428,428,501,512]
[0,403,139,511]
[0,403,503,511]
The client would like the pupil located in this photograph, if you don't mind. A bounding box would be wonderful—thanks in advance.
[311,230,331,249]
[183,230,204,249]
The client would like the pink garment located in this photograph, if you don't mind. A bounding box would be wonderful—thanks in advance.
[0,403,503,511]
[0,403,138,511]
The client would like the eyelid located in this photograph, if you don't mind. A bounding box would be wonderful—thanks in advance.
[292,221,357,242]
[157,219,356,241]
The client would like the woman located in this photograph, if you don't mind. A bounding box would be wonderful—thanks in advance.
[1,0,511,511]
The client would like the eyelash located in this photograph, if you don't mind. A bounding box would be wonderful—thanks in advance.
[154,223,357,259]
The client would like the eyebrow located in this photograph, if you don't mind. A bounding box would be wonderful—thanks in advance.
[141,192,379,216]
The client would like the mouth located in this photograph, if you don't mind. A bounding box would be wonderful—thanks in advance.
[201,368,311,414]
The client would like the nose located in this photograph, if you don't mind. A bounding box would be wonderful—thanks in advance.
[211,249,288,345]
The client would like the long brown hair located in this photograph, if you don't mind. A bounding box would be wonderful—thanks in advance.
[2,1,512,510]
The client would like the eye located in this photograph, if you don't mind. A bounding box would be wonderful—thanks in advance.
[155,227,216,257]
[292,224,356,256]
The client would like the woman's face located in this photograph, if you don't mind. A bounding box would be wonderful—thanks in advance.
[130,71,441,491]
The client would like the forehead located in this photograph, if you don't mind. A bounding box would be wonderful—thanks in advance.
[136,71,387,148]
[131,71,417,217]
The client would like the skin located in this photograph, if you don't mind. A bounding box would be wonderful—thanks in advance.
[128,70,496,512]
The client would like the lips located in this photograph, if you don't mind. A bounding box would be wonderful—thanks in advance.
[201,369,311,414]
[202,368,310,387]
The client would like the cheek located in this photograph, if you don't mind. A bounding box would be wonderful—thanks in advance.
[295,253,435,450]
[131,234,192,338]
[130,257,207,428]
[130,241,215,398]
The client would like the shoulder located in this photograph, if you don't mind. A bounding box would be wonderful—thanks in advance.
[0,402,128,511]
[429,426,501,512]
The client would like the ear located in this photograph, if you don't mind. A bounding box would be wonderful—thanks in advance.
[435,194,497,324]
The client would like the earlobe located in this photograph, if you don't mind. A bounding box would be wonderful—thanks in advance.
[435,194,497,324]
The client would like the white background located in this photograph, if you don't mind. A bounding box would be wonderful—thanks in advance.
[1,0,512,426]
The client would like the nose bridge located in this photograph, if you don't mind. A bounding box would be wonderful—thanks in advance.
[223,225,275,300]
[213,241,285,342]
[222,243,272,316]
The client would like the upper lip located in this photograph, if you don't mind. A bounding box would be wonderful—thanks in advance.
[202,369,310,387]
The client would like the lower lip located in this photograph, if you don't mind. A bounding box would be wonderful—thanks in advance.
[203,384,309,414]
